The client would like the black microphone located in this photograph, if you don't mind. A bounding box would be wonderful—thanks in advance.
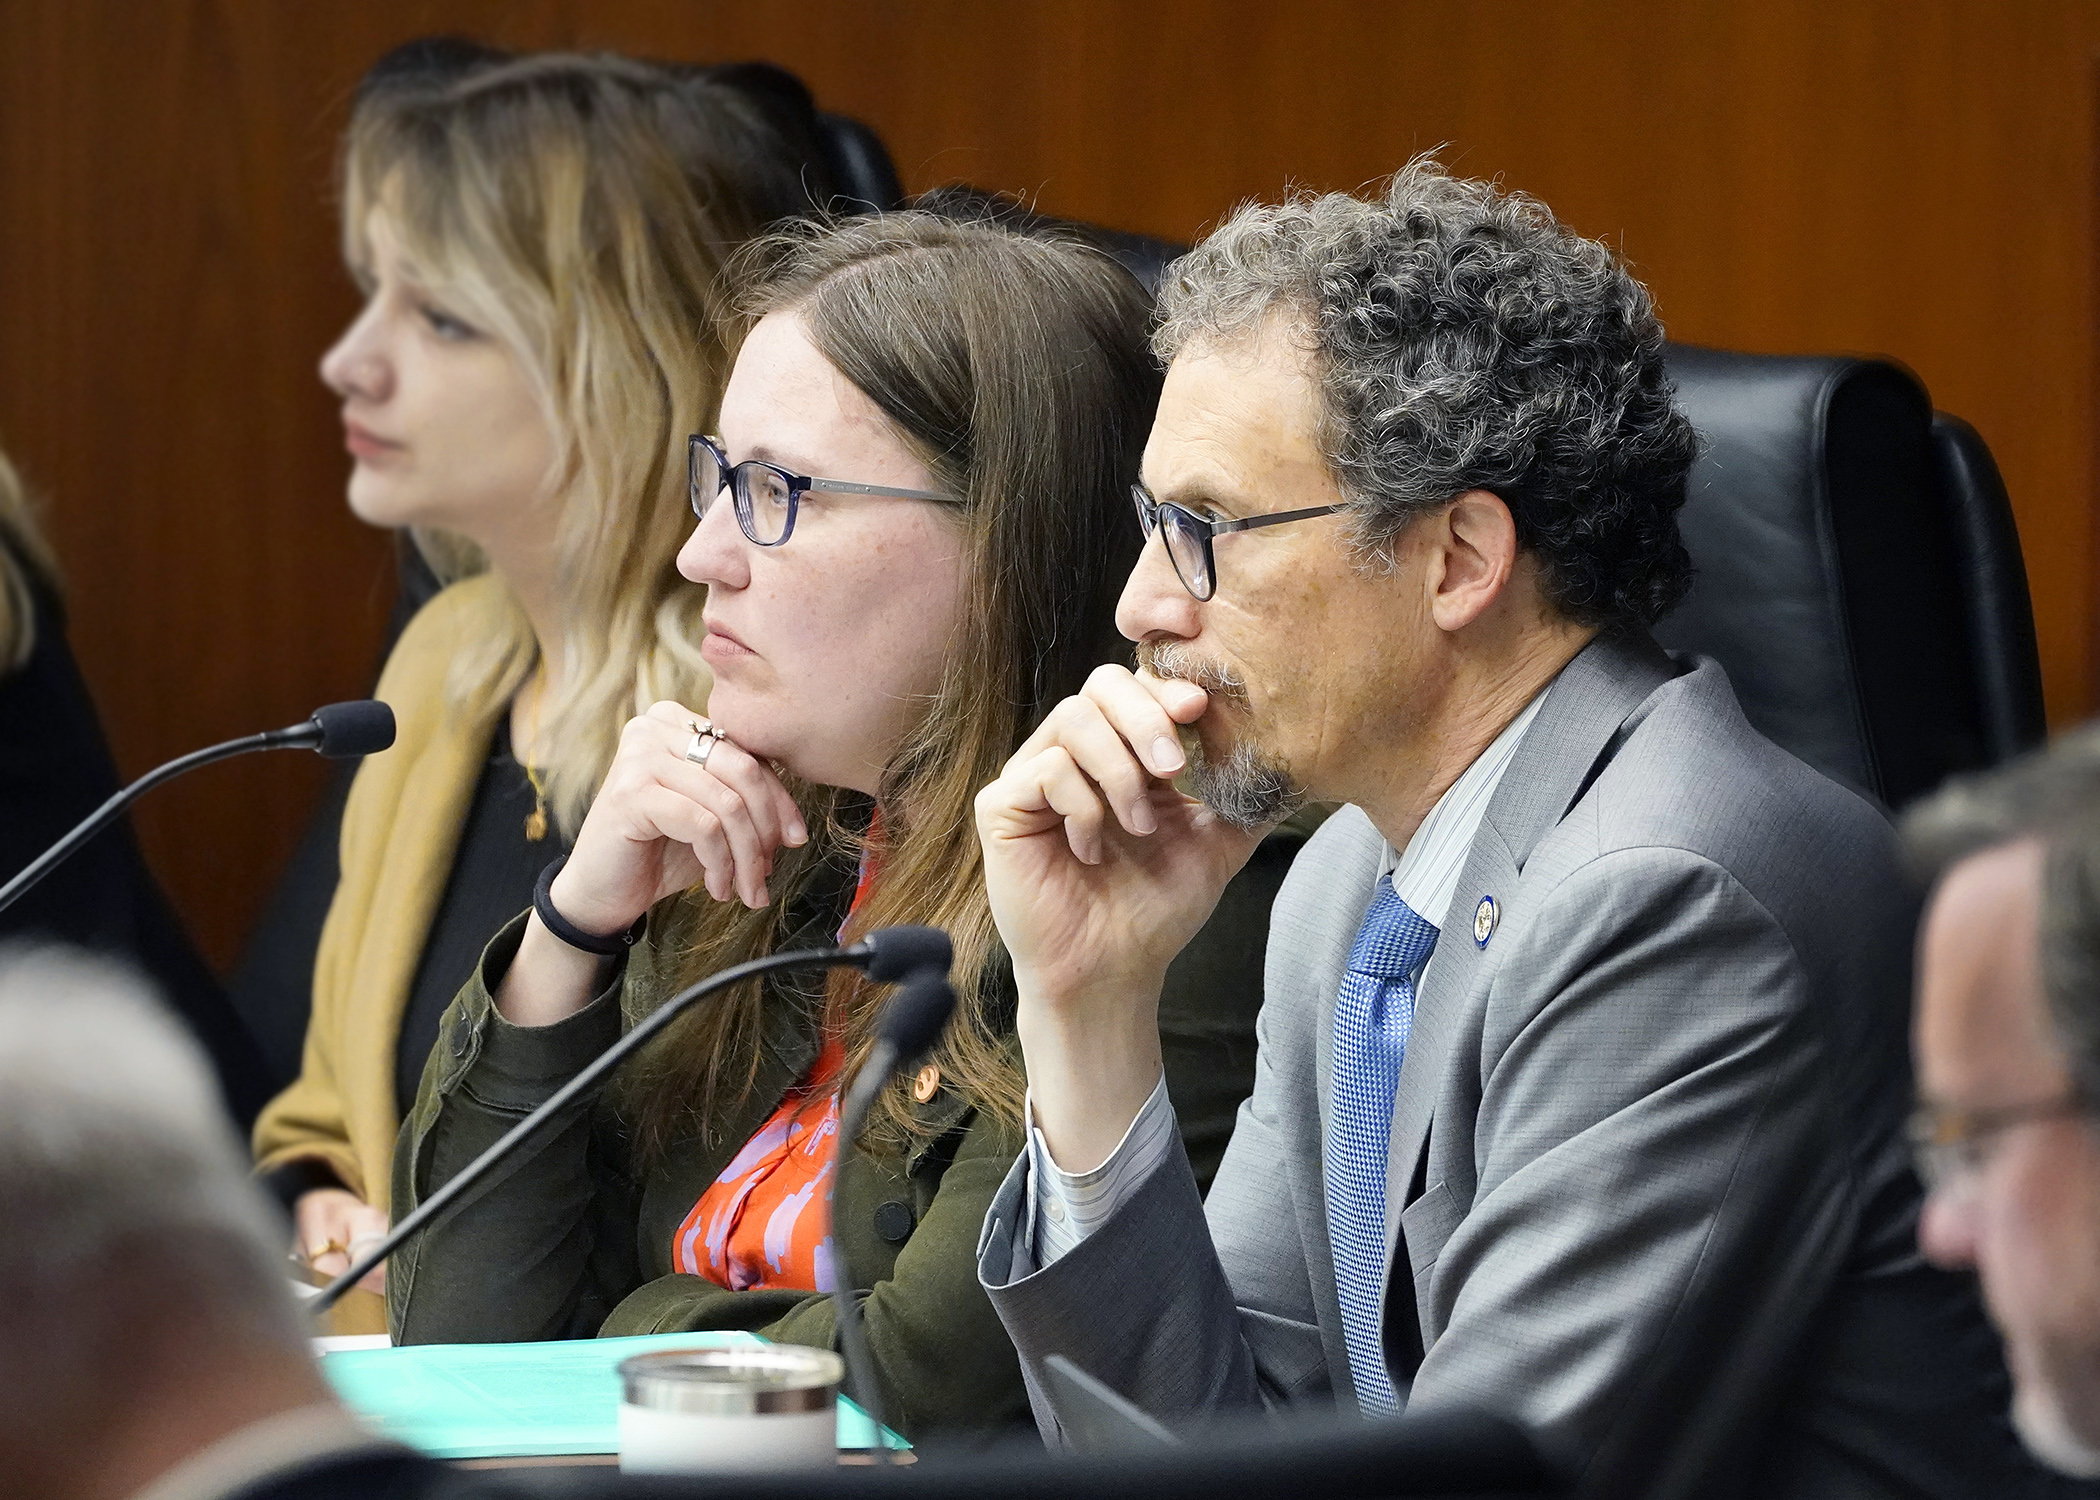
[860,924,951,986]
[287,699,398,758]
[308,924,956,1314]
[829,954,959,1462]
[0,700,397,918]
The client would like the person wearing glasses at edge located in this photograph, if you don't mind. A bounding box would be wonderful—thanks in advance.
[250,48,823,1328]
[383,210,1310,1438]
[969,160,2056,1498]
[1903,727,2100,1481]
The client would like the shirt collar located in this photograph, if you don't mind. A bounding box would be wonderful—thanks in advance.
[1377,685,1551,931]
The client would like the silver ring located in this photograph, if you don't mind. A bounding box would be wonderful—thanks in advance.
[684,724,728,768]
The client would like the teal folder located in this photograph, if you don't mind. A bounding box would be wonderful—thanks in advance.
[320,1332,897,1459]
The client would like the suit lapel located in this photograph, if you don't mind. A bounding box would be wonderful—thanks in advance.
[1474,631,1679,873]
[1379,632,1679,1258]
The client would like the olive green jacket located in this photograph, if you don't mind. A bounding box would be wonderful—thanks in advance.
[388,810,1324,1437]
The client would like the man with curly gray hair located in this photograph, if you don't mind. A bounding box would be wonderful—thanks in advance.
[975,160,2042,1497]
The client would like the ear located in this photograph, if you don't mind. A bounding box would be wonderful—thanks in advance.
[1425,489,1518,633]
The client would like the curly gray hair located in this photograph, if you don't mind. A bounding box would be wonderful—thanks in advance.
[1154,157,1698,630]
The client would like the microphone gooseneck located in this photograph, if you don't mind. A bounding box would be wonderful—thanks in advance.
[308,928,924,1312]
[0,700,396,919]
[830,962,959,1462]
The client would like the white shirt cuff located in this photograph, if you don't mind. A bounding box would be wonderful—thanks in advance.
[1022,1074,1176,1268]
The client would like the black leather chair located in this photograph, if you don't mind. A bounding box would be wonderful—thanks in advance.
[816,112,903,214]
[1659,348,2045,807]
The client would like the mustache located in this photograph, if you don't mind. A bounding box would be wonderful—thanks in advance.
[1135,641,1249,704]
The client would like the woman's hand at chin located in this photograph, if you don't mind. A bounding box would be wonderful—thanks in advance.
[554,700,809,927]
[499,701,809,1027]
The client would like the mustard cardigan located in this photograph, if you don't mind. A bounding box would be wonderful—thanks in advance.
[252,574,523,1212]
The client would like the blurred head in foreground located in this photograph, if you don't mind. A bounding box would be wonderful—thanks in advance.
[0,949,334,1500]
[1905,729,2100,1476]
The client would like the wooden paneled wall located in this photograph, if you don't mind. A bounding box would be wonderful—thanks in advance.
[1,0,2095,968]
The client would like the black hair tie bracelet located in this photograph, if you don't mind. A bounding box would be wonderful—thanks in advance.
[533,855,646,957]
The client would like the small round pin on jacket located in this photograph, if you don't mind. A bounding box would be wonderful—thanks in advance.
[1474,895,1498,948]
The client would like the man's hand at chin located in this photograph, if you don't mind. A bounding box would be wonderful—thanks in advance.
[974,664,1266,1171]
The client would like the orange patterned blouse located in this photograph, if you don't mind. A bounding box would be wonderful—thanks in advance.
[670,1036,848,1292]
[669,819,880,1294]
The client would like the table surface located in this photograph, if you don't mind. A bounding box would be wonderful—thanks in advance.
[317,1331,902,1463]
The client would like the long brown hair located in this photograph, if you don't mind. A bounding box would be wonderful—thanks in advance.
[622,211,1160,1158]
[341,52,814,832]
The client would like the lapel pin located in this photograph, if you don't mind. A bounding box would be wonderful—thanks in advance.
[1474,895,1498,948]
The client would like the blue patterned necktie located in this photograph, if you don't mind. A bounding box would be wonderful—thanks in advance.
[1326,883,1440,1417]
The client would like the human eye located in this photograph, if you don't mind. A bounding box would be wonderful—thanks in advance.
[1155,491,1223,526]
[415,300,481,343]
[750,466,794,512]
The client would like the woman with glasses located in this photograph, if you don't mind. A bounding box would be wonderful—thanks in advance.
[385,210,1308,1435]
[251,47,822,1324]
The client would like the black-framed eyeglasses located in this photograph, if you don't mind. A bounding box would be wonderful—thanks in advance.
[1907,1093,2092,1192]
[689,434,960,547]
[1132,483,1349,601]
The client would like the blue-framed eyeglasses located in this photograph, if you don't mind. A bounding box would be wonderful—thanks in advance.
[689,434,960,547]
[1132,483,1349,601]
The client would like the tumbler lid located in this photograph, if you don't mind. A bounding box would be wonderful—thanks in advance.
[618,1345,845,1416]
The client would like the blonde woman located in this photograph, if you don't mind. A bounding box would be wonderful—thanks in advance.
[254,51,815,1297]
[0,446,271,1120]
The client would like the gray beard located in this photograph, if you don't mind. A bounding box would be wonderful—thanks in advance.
[1185,737,1305,831]
[1137,641,1305,831]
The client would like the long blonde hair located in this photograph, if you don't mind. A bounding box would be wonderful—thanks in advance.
[341,52,811,831]
[0,445,57,673]
[622,212,1160,1159]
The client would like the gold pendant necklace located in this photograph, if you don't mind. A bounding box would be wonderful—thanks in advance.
[523,774,550,843]
[520,667,550,843]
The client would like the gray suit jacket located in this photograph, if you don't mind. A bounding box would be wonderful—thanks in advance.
[981,631,2054,1498]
